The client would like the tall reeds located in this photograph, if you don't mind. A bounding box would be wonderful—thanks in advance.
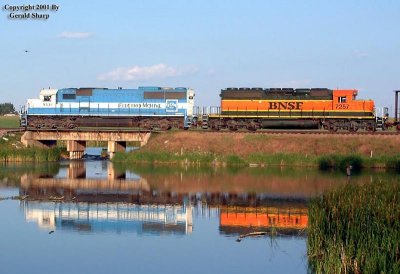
[0,147,63,162]
[308,179,400,273]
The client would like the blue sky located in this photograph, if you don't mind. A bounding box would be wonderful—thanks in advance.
[1,0,399,113]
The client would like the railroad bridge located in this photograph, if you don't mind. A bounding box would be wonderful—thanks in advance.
[21,130,151,159]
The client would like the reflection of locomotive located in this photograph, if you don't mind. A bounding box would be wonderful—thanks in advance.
[202,88,382,132]
[219,205,308,236]
[21,87,195,130]
[21,86,390,132]
[23,201,193,235]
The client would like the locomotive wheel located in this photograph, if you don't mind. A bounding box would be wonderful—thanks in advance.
[227,120,238,131]
[349,127,358,132]
[246,121,258,131]
[158,119,172,130]
[139,120,151,130]
[349,122,358,132]
[210,120,222,131]
[367,125,375,132]
[328,122,337,133]
[246,125,257,131]
[329,126,338,133]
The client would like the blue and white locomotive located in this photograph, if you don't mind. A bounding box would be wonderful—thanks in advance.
[21,86,195,130]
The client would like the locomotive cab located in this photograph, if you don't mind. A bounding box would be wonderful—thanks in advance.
[26,89,58,111]
[185,88,195,128]
[39,89,58,104]
[332,89,357,106]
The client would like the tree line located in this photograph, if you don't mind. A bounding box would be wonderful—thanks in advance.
[0,103,16,115]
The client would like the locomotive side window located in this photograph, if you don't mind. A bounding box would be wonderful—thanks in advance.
[144,91,187,99]
[76,88,93,96]
[63,94,76,100]
[144,92,164,99]
[43,95,51,102]
[338,96,347,103]
[165,92,186,99]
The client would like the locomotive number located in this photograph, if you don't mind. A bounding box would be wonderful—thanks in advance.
[335,104,349,109]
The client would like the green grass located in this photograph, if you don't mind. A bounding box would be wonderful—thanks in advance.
[0,147,64,162]
[113,149,400,171]
[112,150,215,165]
[307,179,400,273]
[319,154,400,171]
[0,132,65,162]
[0,116,19,128]
[0,163,60,186]
[247,152,318,166]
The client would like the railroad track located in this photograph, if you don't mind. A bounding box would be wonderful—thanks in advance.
[4,127,398,136]
[204,129,400,135]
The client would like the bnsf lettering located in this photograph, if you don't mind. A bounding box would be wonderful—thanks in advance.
[269,102,303,110]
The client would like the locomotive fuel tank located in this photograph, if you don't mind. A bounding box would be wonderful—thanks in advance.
[261,120,319,129]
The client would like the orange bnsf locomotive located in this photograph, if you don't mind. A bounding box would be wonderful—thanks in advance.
[202,88,382,132]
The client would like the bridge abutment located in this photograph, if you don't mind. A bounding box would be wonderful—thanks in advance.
[21,131,151,160]
[108,141,126,159]
[67,140,86,160]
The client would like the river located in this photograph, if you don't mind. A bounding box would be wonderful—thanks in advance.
[0,160,397,274]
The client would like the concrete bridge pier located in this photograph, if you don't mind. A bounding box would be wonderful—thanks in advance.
[68,161,86,178]
[107,162,126,179]
[67,140,86,160]
[108,141,126,159]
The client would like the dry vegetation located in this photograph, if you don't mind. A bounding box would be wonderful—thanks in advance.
[141,131,399,157]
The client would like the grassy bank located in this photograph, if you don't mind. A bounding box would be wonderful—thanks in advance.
[0,116,19,128]
[113,150,400,171]
[112,151,317,167]
[307,180,400,273]
[113,131,400,170]
[0,132,64,162]
[0,147,64,162]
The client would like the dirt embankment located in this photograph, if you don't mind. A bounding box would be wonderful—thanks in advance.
[0,129,8,138]
[141,131,400,157]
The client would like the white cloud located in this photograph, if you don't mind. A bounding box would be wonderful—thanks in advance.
[353,49,368,58]
[98,64,198,81]
[206,68,216,76]
[58,32,94,39]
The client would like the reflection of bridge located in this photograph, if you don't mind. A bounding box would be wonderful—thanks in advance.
[20,161,150,201]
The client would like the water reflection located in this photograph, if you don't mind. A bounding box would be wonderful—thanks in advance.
[2,161,396,239]
[23,202,192,235]
[2,161,398,273]
[219,205,308,236]
[15,161,315,238]
[20,161,192,235]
